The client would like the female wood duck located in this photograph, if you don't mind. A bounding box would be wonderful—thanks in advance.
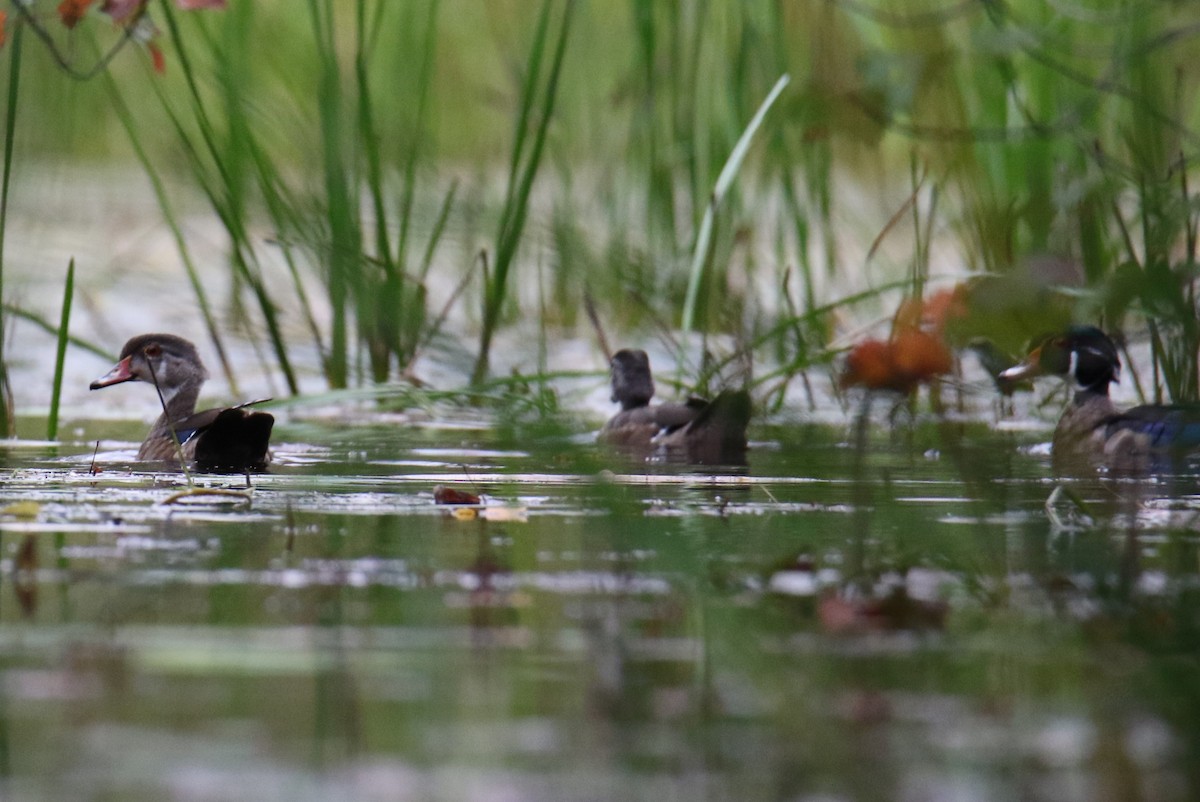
[90,333,274,473]
[1001,326,1200,470]
[599,348,750,465]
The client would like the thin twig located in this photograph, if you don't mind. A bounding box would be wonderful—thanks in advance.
[582,289,612,363]
[161,487,251,505]
[400,249,482,382]
[8,0,148,81]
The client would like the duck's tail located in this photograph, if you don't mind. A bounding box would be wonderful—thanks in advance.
[683,389,751,465]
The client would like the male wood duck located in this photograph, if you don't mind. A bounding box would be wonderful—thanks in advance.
[1001,326,1200,471]
[89,333,274,473]
[598,348,751,465]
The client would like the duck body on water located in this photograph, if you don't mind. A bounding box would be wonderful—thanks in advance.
[1002,326,1200,472]
[90,333,274,473]
[599,348,750,466]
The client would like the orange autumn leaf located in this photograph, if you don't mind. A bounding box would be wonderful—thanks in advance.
[0,11,7,48]
[921,285,969,332]
[842,331,953,393]
[59,0,97,29]
[841,339,902,391]
[890,329,952,382]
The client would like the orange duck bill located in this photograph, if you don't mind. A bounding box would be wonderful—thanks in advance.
[89,356,137,389]
[998,345,1045,383]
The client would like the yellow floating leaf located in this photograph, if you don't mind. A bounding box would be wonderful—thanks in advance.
[2,501,41,520]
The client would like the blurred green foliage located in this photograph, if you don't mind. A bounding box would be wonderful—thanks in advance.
[4,0,1200,400]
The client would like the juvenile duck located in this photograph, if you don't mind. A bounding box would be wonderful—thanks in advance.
[90,333,274,473]
[1001,326,1200,471]
[599,348,750,465]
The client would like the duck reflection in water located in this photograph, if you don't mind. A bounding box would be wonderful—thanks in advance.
[598,348,750,466]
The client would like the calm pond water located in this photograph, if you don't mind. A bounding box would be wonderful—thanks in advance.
[0,409,1196,802]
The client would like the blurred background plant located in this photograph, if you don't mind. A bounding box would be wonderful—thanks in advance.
[0,0,1199,425]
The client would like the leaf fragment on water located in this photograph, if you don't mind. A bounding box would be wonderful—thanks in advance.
[2,501,41,519]
[434,485,482,505]
[480,507,528,523]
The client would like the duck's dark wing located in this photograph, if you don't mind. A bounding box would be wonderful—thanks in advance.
[600,402,702,448]
[599,392,750,466]
[681,389,751,464]
[651,390,751,465]
[176,405,275,473]
[654,400,706,431]
[1103,404,1200,452]
[173,408,225,443]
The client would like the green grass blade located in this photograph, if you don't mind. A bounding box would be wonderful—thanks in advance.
[418,180,459,283]
[681,72,790,335]
[47,259,74,442]
[102,70,241,397]
[2,304,111,360]
[307,0,359,388]
[0,23,22,436]
[472,0,575,385]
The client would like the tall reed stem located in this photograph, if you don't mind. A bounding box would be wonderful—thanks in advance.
[0,23,21,436]
[47,259,74,441]
[470,0,574,386]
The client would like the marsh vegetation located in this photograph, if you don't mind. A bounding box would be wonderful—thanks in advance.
[0,1,1197,800]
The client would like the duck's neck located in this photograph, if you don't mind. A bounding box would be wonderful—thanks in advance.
[1072,384,1111,406]
[151,378,203,429]
[1057,385,1119,448]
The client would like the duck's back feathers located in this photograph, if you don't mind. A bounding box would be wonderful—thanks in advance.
[599,401,701,447]
[660,389,751,465]
[600,391,750,465]
[192,408,274,473]
[1103,404,1200,453]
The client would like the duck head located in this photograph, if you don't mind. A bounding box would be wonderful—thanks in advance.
[610,349,655,410]
[90,333,209,403]
[1001,326,1120,393]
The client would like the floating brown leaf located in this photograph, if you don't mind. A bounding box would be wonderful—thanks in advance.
[434,485,481,505]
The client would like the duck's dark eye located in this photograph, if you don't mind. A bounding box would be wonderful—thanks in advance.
[144,344,161,357]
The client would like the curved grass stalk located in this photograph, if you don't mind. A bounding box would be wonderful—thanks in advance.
[680,73,790,336]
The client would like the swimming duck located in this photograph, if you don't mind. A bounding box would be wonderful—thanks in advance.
[598,348,750,465]
[89,333,274,473]
[1000,326,1200,470]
